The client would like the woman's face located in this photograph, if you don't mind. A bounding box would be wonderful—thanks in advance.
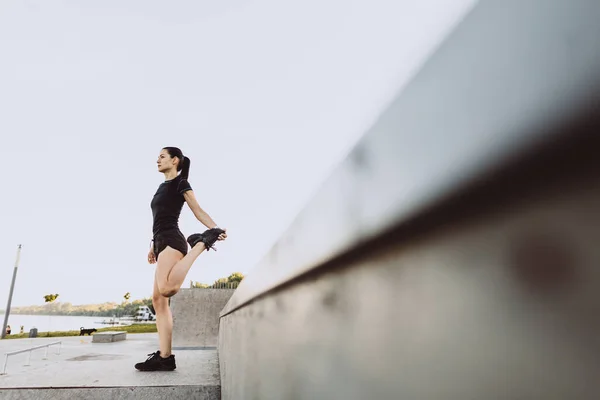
[157,149,176,173]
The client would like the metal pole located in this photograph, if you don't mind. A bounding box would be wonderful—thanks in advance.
[1,245,22,340]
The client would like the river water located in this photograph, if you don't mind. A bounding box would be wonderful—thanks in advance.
[0,314,133,334]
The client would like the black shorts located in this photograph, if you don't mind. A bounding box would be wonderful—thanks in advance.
[153,229,188,258]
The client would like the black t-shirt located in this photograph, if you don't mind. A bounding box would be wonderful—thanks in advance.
[151,175,193,235]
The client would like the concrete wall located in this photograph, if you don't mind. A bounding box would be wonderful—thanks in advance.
[218,0,600,398]
[171,288,235,348]
[220,182,600,399]
[219,0,600,317]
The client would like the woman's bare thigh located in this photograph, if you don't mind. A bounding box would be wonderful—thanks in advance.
[155,246,185,293]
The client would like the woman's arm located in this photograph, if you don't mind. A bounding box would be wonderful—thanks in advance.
[183,190,219,229]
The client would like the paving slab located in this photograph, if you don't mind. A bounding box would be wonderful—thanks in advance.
[0,333,220,399]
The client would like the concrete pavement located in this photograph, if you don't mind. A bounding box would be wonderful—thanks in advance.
[0,333,220,399]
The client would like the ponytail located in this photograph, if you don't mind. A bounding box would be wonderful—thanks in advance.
[180,156,191,180]
[162,147,190,179]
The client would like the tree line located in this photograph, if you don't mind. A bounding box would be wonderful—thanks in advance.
[2,298,154,317]
[191,272,244,288]
[0,273,244,316]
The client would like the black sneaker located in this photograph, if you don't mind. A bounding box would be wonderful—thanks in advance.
[134,350,176,371]
[186,233,204,248]
[187,228,225,251]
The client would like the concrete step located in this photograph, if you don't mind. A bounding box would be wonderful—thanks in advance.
[1,385,220,400]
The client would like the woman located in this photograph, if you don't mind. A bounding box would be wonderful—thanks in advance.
[135,146,227,372]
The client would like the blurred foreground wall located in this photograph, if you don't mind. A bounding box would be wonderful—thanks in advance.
[219,0,600,398]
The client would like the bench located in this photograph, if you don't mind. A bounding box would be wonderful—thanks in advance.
[92,331,127,343]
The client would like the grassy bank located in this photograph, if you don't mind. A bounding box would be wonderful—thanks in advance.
[3,323,157,339]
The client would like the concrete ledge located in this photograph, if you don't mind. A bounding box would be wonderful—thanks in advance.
[220,157,600,399]
[172,347,217,351]
[1,386,220,400]
[221,0,600,317]
[92,331,126,343]
[218,0,600,398]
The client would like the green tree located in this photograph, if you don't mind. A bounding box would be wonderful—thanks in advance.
[142,297,155,315]
[227,272,244,283]
[43,294,59,303]
[43,293,59,336]
[191,272,245,289]
[212,277,229,288]
[118,292,132,318]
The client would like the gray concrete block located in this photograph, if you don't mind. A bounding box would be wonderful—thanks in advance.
[92,331,126,343]
[171,288,235,348]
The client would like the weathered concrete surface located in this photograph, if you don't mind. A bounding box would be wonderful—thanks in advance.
[220,181,600,400]
[218,0,600,397]
[0,333,220,400]
[92,331,126,343]
[171,289,235,348]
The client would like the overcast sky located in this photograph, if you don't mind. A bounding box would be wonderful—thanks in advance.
[0,0,474,307]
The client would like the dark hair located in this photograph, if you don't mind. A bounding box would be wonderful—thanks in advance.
[162,147,190,180]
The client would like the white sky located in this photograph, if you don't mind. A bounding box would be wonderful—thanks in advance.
[0,0,475,307]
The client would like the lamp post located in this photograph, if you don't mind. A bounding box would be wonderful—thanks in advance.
[1,245,22,339]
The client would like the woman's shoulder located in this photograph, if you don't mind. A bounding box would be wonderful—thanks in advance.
[174,175,191,184]
[176,175,193,194]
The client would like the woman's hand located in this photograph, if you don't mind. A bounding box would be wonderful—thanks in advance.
[148,248,156,264]
[217,228,227,241]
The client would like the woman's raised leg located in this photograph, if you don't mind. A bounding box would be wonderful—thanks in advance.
[155,244,207,298]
